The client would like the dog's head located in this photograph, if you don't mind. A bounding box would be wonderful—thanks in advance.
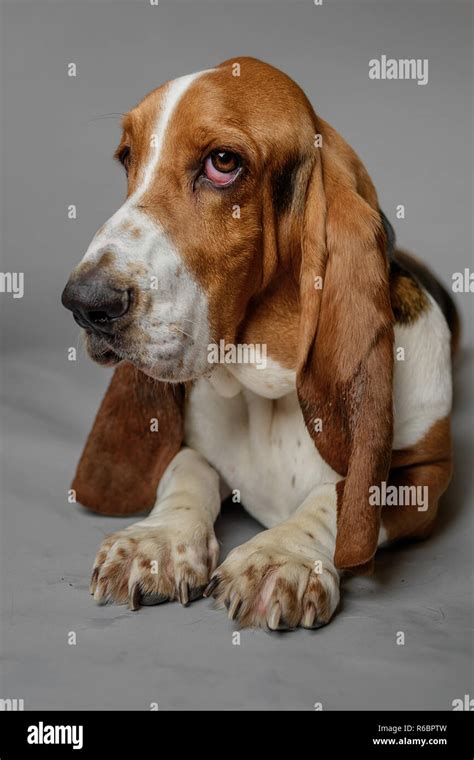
[64,58,394,570]
[62,58,322,381]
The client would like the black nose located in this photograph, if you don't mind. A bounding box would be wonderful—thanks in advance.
[61,272,131,331]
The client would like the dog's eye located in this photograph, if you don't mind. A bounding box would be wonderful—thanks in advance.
[203,149,241,186]
[117,146,131,172]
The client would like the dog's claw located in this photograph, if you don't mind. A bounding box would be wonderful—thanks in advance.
[89,568,99,595]
[93,578,109,604]
[302,602,316,629]
[178,580,189,607]
[267,601,282,631]
[129,582,141,611]
[227,594,242,621]
[203,576,220,597]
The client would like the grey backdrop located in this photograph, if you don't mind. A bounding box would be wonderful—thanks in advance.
[0,0,472,710]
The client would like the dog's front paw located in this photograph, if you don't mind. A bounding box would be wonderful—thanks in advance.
[90,519,219,610]
[205,533,340,631]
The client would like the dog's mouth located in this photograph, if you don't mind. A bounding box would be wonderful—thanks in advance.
[83,328,197,381]
[84,331,124,367]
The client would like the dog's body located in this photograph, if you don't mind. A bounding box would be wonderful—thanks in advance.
[186,286,453,533]
[62,58,457,630]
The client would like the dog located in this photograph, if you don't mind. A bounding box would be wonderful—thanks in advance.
[62,57,458,630]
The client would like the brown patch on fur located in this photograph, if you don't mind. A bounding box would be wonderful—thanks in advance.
[390,263,429,324]
[275,576,300,624]
[307,576,330,621]
[393,249,460,355]
[128,263,147,277]
[275,577,294,597]
[176,543,186,555]
[96,250,116,269]
[244,564,257,581]
[239,274,300,368]
[383,416,453,542]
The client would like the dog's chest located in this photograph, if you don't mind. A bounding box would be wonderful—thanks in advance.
[184,363,340,527]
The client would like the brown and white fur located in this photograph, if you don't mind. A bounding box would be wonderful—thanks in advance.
[62,58,458,631]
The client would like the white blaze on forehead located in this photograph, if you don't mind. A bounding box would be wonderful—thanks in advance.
[132,69,213,204]
[81,68,213,263]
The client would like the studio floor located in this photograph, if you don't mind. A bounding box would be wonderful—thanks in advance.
[1,347,472,710]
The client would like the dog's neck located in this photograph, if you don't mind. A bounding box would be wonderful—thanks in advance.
[207,360,296,401]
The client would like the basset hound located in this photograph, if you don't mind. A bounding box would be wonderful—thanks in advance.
[62,57,459,631]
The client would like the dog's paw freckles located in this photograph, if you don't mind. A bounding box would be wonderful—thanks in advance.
[89,522,219,610]
[205,540,340,631]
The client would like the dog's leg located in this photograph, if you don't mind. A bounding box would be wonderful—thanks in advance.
[207,482,341,630]
[380,416,453,546]
[90,447,221,609]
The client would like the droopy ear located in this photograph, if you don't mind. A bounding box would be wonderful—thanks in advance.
[72,363,184,515]
[297,120,394,572]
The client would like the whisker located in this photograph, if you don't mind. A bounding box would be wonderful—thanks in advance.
[86,113,126,124]
[170,324,194,340]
